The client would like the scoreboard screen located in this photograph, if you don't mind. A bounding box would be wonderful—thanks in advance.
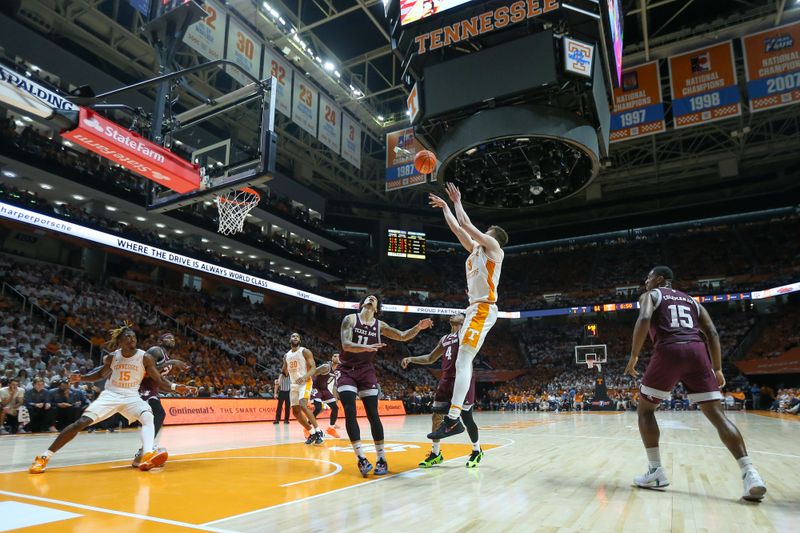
[388,229,426,259]
[400,0,474,26]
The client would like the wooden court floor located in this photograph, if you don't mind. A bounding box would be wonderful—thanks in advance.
[1,411,797,532]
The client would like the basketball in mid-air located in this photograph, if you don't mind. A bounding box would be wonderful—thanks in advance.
[414,150,437,174]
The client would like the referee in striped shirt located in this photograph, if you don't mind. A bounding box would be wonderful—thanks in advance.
[273,370,291,424]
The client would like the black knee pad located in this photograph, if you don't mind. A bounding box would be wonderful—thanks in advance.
[149,398,166,433]
[339,391,361,442]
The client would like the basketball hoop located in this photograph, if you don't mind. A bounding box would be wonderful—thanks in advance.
[216,187,260,235]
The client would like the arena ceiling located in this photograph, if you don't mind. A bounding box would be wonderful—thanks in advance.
[6,0,800,243]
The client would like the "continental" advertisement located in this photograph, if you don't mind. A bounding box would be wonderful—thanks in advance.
[162,398,406,425]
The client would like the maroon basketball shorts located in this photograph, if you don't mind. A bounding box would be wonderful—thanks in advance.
[336,364,379,397]
[640,341,722,404]
[433,375,476,411]
[312,388,336,404]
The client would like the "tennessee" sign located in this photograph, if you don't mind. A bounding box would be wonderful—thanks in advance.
[413,0,559,55]
[62,107,201,194]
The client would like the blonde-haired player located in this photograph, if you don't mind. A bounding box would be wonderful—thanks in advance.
[29,323,195,474]
[428,183,508,439]
[283,332,324,445]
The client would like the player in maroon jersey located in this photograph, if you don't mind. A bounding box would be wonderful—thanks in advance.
[311,353,341,438]
[339,294,433,477]
[402,313,484,468]
[131,332,189,468]
[625,266,766,501]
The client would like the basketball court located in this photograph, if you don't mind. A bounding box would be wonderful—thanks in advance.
[1,411,797,532]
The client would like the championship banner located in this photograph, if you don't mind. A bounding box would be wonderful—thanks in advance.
[162,398,406,425]
[385,128,425,191]
[341,113,362,168]
[225,16,262,86]
[292,74,319,136]
[610,61,666,142]
[263,48,293,118]
[742,21,800,113]
[317,93,341,154]
[61,108,200,193]
[668,41,741,129]
[183,0,226,62]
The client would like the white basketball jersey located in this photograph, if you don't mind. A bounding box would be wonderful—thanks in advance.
[105,349,146,397]
[285,347,309,383]
[466,244,502,304]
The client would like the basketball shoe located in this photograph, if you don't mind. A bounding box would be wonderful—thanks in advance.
[28,455,50,474]
[742,470,767,501]
[633,466,669,489]
[139,449,168,471]
[304,432,316,445]
[313,431,324,446]
[419,451,443,468]
[326,426,341,438]
[131,450,143,468]
[427,416,465,440]
[357,457,373,477]
[374,458,389,475]
[466,449,484,468]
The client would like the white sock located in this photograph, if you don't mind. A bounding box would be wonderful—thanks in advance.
[431,441,441,455]
[43,450,54,459]
[737,456,755,475]
[447,406,462,420]
[153,428,163,449]
[376,442,386,461]
[351,440,364,458]
[646,447,661,471]
[140,411,155,452]
[472,441,481,452]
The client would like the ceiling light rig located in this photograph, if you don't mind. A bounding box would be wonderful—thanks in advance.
[444,137,594,209]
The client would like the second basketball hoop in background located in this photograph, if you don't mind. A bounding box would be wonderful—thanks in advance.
[414,150,437,174]
[216,187,261,235]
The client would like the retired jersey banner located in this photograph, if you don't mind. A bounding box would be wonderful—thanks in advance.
[292,74,319,137]
[317,93,341,154]
[225,17,262,86]
[183,0,226,62]
[610,61,666,142]
[263,48,293,118]
[742,21,800,113]
[386,128,425,191]
[668,41,741,129]
[341,113,362,169]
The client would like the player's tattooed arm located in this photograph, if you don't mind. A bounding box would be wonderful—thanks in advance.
[401,340,444,368]
[380,318,434,342]
[341,314,385,352]
[313,363,332,376]
[70,355,112,383]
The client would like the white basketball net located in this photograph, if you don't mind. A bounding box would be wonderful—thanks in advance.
[216,188,260,235]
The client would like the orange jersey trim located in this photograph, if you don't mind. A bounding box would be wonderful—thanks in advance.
[486,258,497,302]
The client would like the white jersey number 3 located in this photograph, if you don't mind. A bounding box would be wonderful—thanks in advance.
[668,304,694,328]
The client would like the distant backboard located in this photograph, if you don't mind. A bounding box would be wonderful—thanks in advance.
[147,77,278,212]
[575,344,608,365]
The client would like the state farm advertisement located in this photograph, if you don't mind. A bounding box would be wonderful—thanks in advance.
[61,107,200,193]
[162,398,406,425]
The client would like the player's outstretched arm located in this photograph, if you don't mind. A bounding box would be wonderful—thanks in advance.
[70,355,113,384]
[313,363,331,376]
[341,314,385,352]
[380,318,434,342]
[445,183,502,258]
[144,354,195,395]
[401,340,445,368]
[625,291,655,377]
[698,305,725,388]
[429,193,474,252]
